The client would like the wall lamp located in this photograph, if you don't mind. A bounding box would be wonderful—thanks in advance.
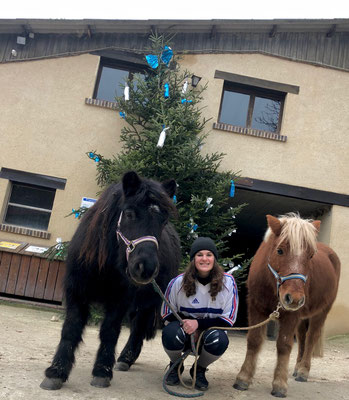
[191,75,202,87]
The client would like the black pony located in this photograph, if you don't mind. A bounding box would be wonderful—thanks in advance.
[40,171,181,390]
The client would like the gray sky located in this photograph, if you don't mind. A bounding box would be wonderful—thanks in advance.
[0,0,348,19]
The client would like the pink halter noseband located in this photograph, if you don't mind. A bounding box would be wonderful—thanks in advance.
[116,211,159,261]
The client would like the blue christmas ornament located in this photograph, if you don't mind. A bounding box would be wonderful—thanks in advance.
[173,195,177,204]
[94,156,100,163]
[88,152,95,159]
[230,180,235,197]
[145,54,159,69]
[181,99,193,104]
[72,208,80,218]
[161,45,173,65]
[187,218,198,233]
[164,83,170,98]
[119,112,126,119]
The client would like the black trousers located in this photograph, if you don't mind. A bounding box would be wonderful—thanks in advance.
[162,320,229,356]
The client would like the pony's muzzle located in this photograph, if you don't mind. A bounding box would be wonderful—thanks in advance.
[127,256,160,285]
[281,292,305,311]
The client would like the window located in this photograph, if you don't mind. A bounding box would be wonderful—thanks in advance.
[219,82,285,133]
[4,182,55,231]
[93,57,146,103]
[0,168,66,233]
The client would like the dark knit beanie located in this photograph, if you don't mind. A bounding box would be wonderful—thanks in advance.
[189,237,218,260]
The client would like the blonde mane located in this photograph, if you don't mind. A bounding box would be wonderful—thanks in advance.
[264,213,318,256]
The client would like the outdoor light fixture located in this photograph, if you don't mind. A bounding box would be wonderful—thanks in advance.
[191,75,202,87]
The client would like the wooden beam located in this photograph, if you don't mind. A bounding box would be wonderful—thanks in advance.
[236,177,349,207]
[215,70,300,95]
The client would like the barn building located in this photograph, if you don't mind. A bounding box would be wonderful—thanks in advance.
[0,18,348,335]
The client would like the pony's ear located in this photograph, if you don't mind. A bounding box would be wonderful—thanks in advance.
[162,179,177,198]
[266,214,282,236]
[122,171,142,197]
[312,220,321,234]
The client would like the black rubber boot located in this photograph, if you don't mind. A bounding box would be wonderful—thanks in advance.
[165,362,184,386]
[190,364,209,391]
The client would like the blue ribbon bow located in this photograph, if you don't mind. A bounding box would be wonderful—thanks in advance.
[72,209,81,219]
[145,54,159,69]
[146,45,173,69]
[161,45,173,65]
[88,152,100,163]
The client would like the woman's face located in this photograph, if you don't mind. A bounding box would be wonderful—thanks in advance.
[194,250,215,278]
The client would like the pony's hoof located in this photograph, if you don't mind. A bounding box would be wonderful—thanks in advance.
[40,377,63,390]
[90,376,111,388]
[233,379,249,391]
[295,375,307,382]
[114,361,130,371]
[271,388,287,398]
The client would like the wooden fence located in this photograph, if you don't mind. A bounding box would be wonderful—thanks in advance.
[0,250,65,304]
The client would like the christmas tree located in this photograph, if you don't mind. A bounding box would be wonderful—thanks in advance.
[47,34,247,278]
[93,34,245,267]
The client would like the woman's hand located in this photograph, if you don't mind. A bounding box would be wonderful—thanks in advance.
[182,319,199,335]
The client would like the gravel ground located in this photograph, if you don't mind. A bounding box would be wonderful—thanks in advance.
[0,302,348,400]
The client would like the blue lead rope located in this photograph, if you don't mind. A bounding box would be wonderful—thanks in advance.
[151,280,204,398]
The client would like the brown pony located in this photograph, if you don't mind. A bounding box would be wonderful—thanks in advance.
[234,213,340,398]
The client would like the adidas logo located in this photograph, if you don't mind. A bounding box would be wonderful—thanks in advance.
[192,298,200,304]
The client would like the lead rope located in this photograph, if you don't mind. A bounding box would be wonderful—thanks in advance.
[151,280,282,398]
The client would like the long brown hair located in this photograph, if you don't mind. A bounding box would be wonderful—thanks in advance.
[182,259,224,300]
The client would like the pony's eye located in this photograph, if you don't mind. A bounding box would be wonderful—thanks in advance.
[277,248,283,255]
[124,210,135,220]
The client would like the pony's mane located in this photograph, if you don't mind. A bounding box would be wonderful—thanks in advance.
[264,212,318,256]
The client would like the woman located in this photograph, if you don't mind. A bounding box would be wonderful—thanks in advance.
[161,237,239,391]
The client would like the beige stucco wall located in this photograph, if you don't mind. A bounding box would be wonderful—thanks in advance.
[181,53,349,195]
[0,52,348,334]
[324,205,349,336]
[0,54,125,245]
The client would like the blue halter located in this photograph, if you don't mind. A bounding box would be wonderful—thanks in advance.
[268,263,307,297]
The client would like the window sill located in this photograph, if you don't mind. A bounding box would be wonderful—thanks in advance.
[0,224,51,240]
[85,98,118,111]
[213,122,287,142]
